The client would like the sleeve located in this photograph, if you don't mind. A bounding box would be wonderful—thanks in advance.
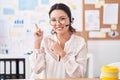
[29,39,46,78]
[62,40,88,78]
[29,48,46,74]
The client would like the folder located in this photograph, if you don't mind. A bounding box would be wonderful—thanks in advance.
[0,61,4,74]
[6,61,10,74]
[0,58,25,79]
[11,60,16,74]
[19,59,25,79]
[19,60,24,74]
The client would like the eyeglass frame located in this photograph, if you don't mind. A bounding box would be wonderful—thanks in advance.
[49,17,69,26]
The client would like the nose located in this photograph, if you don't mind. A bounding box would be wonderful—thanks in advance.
[56,20,61,25]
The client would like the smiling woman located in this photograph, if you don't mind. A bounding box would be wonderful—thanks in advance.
[29,3,88,79]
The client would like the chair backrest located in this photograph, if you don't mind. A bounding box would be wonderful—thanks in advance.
[84,53,94,78]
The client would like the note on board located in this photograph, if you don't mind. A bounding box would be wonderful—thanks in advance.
[85,10,100,31]
[89,31,106,38]
[85,0,99,4]
[103,4,119,24]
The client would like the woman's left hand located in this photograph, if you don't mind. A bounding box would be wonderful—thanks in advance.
[49,38,65,57]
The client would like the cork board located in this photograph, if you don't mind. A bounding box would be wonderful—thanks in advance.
[80,0,120,40]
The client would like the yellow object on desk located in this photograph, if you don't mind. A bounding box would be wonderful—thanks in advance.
[9,79,100,80]
[101,65,119,80]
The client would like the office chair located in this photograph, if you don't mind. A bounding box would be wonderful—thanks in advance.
[84,53,93,78]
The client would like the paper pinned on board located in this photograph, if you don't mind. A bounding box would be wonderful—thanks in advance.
[100,28,111,32]
[95,2,101,8]
[111,24,117,30]
[0,19,9,37]
[85,10,100,31]
[95,0,105,8]
[89,31,106,38]
[85,0,99,4]
[103,4,119,24]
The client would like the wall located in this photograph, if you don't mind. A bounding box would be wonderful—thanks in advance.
[0,0,120,78]
[0,0,82,55]
[88,40,120,77]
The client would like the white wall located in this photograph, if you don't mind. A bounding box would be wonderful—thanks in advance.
[88,40,120,77]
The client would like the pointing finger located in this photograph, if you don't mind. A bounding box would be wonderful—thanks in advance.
[35,24,39,29]
[35,24,42,31]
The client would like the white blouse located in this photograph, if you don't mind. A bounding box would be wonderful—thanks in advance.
[29,34,88,79]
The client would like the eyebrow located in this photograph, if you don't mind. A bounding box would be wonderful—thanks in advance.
[50,16,68,19]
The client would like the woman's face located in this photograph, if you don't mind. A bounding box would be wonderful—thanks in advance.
[49,10,70,34]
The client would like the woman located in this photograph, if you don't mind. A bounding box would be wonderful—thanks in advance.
[30,3,87,78]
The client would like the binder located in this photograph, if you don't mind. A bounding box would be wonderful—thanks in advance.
[19,61,24,74]
[0,61,4,79]
[0,61,4,74]
[6,61,10,74]
[0,58,25,79]
[11,61,16,74]
[6,61,11,79]
[11,60,17,79]
[18,59,25,79]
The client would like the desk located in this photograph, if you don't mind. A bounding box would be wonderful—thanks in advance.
[8,79,120,80]
[35,78,101,80]
[14,79,101,80]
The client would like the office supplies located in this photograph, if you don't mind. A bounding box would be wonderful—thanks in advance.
[0,58,25,79]
[0,61,4,77]
[101,65,119,80]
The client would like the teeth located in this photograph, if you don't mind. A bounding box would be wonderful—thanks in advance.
[57,28,62,30]
[58,28,62,29]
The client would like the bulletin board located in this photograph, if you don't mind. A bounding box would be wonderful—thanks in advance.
[81,0,120,40]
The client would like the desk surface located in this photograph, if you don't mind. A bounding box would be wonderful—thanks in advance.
[35,78,101,80]
[15,79,101,80]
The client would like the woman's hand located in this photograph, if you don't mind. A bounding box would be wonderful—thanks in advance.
[49,38,66,58]
[34,24,43,49]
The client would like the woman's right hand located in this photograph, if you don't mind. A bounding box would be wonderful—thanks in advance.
[34,24,43,49]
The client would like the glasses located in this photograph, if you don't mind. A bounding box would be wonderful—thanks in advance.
[49,17,68,26]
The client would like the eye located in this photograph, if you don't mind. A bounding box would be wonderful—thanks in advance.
[60,17,66,20]
[51,19,56,22]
